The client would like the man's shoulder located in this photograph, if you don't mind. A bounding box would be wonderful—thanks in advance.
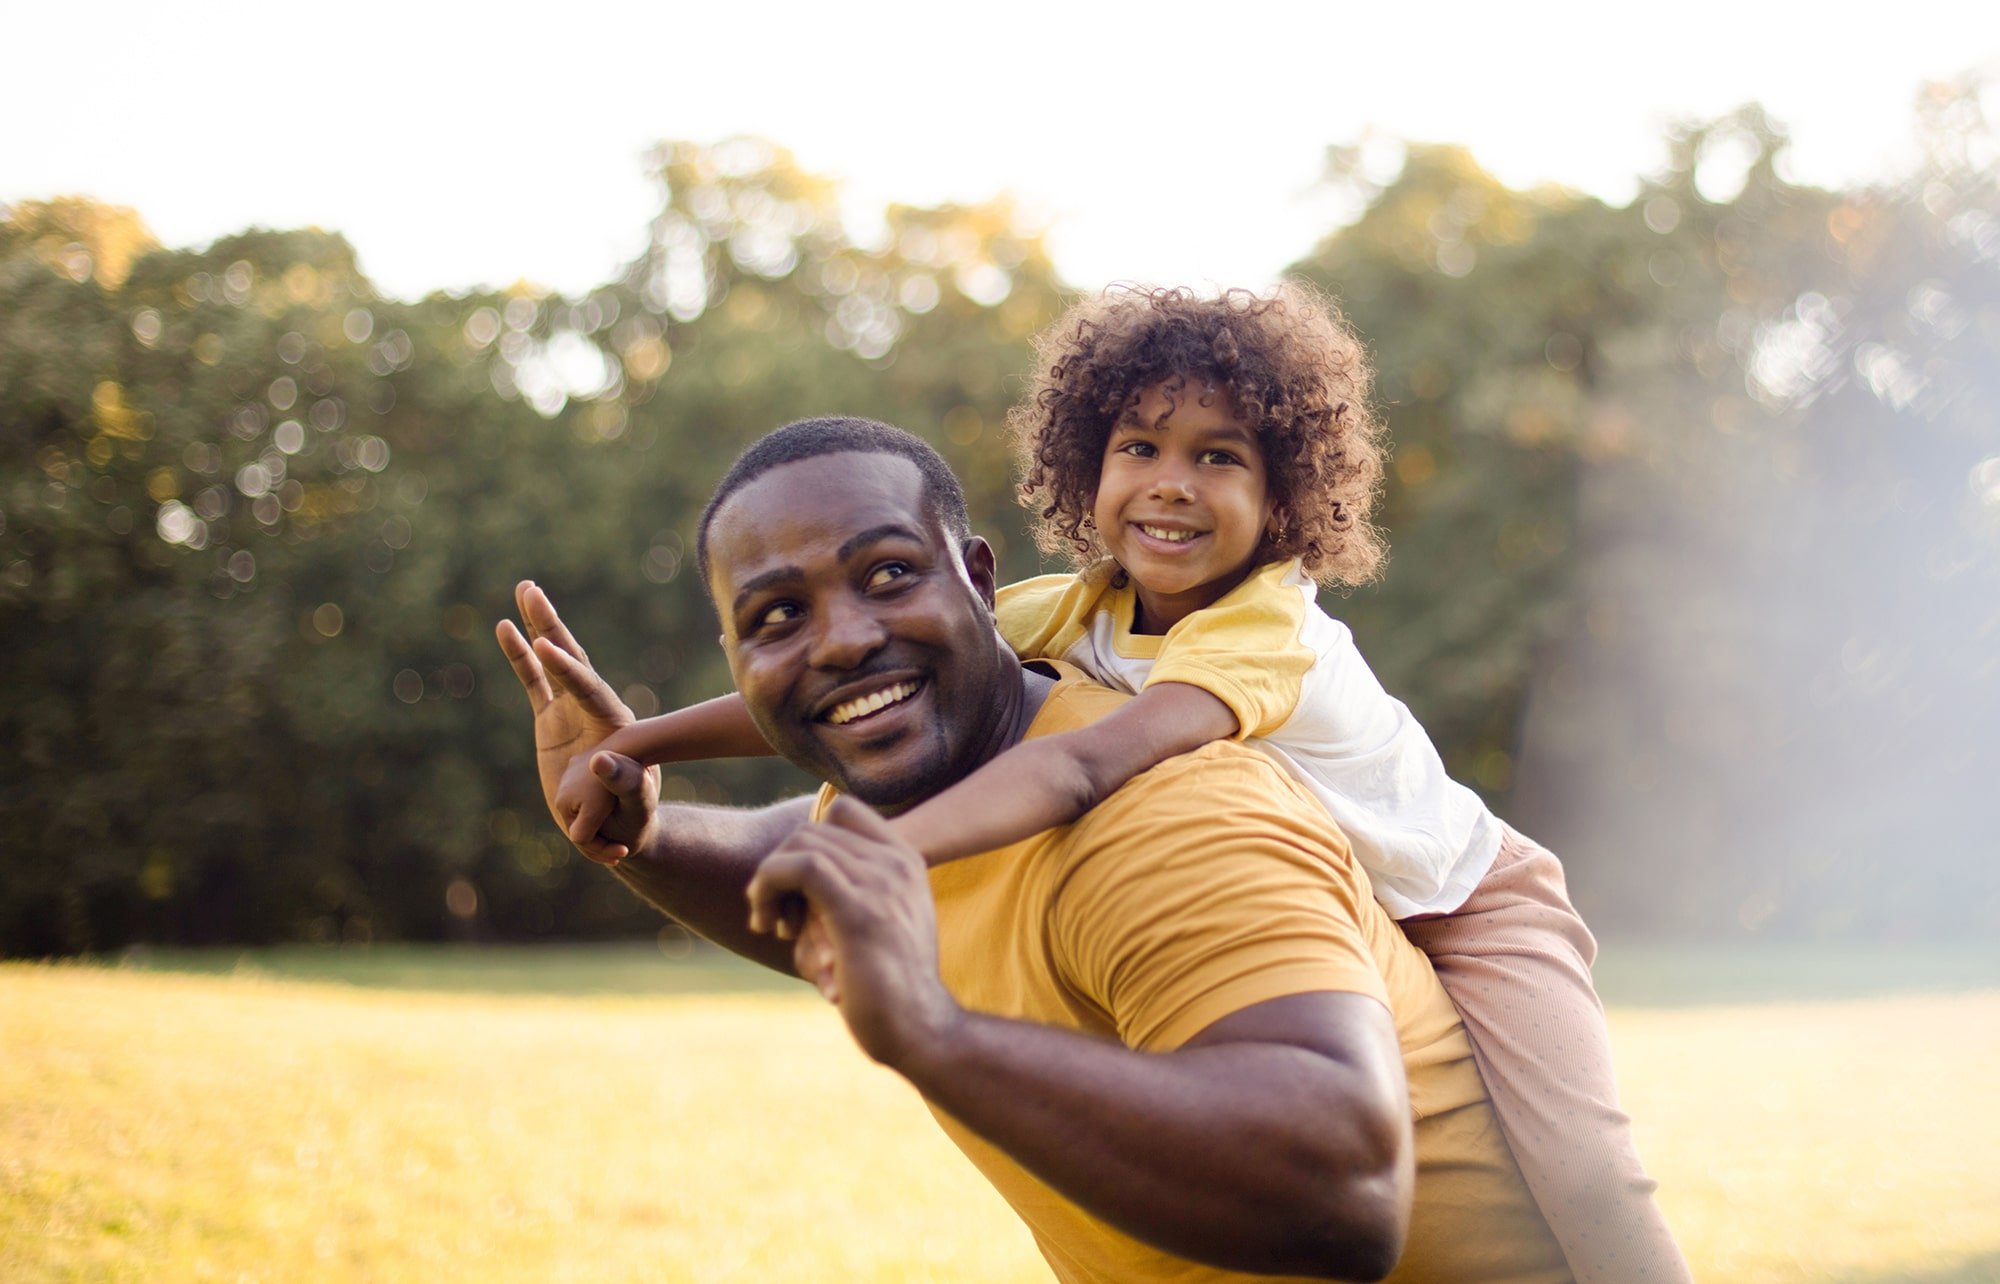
[1037,664,1349,853]
[1088,741,1355,863]
[1031,662,1135,724]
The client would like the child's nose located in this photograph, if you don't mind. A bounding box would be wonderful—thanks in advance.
[1148,466,1196,501]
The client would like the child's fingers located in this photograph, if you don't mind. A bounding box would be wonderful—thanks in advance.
[568,787,617,846]
[574,836,628,866]
[589,750,649,797]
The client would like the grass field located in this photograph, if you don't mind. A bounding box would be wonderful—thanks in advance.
[5,943,1998,1283]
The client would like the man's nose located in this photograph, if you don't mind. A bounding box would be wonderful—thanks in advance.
[807,595,889,670]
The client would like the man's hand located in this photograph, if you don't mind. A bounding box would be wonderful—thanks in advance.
[746,796,962,1066]
[495,580,659,864]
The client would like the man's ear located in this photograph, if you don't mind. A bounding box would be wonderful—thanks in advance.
[959,536,998,611]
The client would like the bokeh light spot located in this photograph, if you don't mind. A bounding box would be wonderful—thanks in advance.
[444,878,478,918]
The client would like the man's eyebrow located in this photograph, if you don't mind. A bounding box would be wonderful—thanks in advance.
[836,523,925,563]
[730,565,802,614]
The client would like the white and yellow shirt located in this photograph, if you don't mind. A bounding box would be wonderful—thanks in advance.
[996,559,1501,918]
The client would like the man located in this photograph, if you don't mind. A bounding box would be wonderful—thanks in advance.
[497,417,1571,1282]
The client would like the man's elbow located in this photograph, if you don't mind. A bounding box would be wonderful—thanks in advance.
[1064,749,1124,818]
[1285,1100,1413,1279]
[1294,1173,1408,1281]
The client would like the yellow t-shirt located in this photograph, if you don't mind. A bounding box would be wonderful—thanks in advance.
[815,667,1568,1283]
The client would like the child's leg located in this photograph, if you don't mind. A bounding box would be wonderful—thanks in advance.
[1401,826,1692,1284]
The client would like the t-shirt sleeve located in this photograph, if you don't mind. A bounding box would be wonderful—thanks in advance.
[1048,748,1390,1053]
[994,573,1085,660]
[1142,567,1317,740]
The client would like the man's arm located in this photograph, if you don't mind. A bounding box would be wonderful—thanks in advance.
[557,694,776,851]
[748,798,1413,1280]
[588,748,811,977]
[497,581,806,974]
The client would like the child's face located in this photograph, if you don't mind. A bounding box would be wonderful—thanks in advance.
[1091,376,1275,632]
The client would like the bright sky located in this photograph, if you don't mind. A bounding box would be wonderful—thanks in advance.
[6,1,1994,301]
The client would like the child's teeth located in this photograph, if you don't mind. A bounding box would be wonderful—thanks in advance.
[1142,525,1195,542]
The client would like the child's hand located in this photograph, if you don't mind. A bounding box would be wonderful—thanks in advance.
[554,749,626,863]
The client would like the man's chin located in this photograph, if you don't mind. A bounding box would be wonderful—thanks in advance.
[821,744,953,814]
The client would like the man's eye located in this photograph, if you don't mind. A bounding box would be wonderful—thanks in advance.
[867,562,912,590]
[756,602,801,629]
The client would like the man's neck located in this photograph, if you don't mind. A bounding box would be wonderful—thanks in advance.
[879,661,1057,818]
[1001,660,1060,752]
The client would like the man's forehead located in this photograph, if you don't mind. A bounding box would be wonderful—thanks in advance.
[709,452,940,576]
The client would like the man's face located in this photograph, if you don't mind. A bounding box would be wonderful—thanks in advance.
[704,452,1012,810]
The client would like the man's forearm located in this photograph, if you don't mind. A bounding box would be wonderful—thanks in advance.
[894,993,1412,1280]
[613,797,814,976]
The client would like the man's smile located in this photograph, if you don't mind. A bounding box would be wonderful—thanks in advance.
[821,677,926,727]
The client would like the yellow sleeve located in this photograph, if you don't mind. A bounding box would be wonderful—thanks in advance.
[1143,560,1316,739]
[993,562,1119,661]
[1048,745,1388,1053]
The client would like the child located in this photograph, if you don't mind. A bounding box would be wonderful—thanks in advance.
[557,284,1689,1282]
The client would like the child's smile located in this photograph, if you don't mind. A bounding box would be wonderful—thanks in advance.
[1092,376,1275,633]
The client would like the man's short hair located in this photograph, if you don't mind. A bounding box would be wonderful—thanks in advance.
[695,417,973,598]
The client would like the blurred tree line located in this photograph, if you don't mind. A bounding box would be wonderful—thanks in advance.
[4,81,1995,954]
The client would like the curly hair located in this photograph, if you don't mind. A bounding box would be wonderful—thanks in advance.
[1011,282,1386,587]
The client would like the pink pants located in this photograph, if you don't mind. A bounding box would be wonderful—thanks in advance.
[1401,826,1693,1284]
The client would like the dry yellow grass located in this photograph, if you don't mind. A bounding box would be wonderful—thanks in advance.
[4,963,1998,1282]
[1610,995,2000,1284]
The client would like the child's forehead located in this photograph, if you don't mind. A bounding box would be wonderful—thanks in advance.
[1121,376,1255,432]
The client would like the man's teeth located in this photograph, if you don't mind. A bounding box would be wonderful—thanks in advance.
[825,681,920,726]
[1139,525,1199,543]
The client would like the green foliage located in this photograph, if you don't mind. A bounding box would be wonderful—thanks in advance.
[0,143,1063,953]
[4,81,1996,950]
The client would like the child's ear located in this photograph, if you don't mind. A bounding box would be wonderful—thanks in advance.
[1265,503,1289,541]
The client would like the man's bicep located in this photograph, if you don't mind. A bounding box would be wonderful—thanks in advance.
[731,794,817,847]
[1181,990,1415,1247]
[1184,991,1408,1129]
[611,793,818,976]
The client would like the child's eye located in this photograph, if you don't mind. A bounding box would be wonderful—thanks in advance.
[866,562,913,590]
[1201,449,1242,466]
[1117,440,1157,458]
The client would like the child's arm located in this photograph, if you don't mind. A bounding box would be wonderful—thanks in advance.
[891,682,1238,865]
[558,693,774,848]
[598,692,773,765]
